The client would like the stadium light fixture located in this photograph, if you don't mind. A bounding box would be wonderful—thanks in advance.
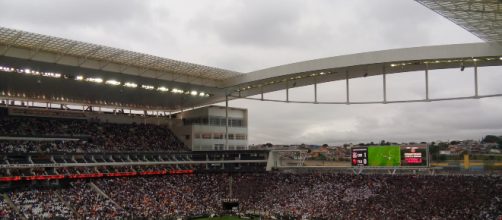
[190,91,198,96]
[141,85,155,90]
[157,86,169,92]
[499,57,502,60]
[86,77,103,83]
[199,92,205,97]
[172,88,183,94]
[75,75,84,81]
[42,72,61,78]
[105,80,121,86]
[124,82,138,88]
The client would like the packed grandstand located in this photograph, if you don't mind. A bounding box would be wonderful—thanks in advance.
[1,172,502,219]
[0,108,500,220]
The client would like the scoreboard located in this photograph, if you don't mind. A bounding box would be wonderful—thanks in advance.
[400,145,427,166]
[351,145,428,167]
[351,147,368,166]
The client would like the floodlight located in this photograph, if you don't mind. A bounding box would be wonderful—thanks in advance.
[124,82,138,88]
[141,85,155,90]
[86,78,103,83]
[105,80,121,86]
[157,86,169,92]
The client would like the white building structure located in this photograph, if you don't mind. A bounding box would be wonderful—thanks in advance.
[174,106,248,151]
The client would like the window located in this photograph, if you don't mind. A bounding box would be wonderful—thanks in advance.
[214,144,224,150]
[236,134,247,140]
[213,133,224,139]
[209,117,220,126]
[228,134,234,140]
[202,133,211,139]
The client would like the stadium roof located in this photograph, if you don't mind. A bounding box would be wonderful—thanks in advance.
[0,27,243,84]
[1,21,501,110]
[416,0,502,42]
[225,42,502,99]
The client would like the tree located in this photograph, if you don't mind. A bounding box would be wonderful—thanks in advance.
[482,135,500,143]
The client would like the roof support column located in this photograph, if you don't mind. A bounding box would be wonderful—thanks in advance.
[225,94,229,151]
[382,66,387,103]
[260,86,264,101]
[345,70,350,104]
[314,81,318,104]
[474,61,479,97]
[425,63,429,101]
[286,80,289,103]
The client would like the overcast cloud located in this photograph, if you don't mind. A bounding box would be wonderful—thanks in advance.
[1,0,501,145]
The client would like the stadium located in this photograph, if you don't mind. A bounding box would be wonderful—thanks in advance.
[0,0,502,219]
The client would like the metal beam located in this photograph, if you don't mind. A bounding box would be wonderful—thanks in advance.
[78,46,104,66]
[474,61,479,97]
[1,32,23,55]
[425,63,429,101]
[54,42,79,63]
[225,94,229,150]
[314,81,318,104]
[286,80,289,102]
[383,66,387,103]
[28,37,53,60]
[229,93,502,105]
[99,51,125,70]
[345,70,350,104]
[0,159,268,168]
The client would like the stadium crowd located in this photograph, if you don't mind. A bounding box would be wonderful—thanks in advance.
[59,180,130,219]
[9,189,73,219]
[95,174,227,219]
[0,197,17,219]
[234,173,502,219]
[0,173,500,220]
[0,115,186,153]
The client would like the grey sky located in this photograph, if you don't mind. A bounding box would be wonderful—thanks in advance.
[1,0,501,145]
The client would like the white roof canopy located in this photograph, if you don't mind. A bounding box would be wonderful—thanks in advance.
[416,0,502,42]
[0,27,242,84]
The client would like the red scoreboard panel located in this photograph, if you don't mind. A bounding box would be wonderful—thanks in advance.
[400,145,428,166]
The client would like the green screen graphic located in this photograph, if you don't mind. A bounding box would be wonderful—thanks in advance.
[367,146,401,166]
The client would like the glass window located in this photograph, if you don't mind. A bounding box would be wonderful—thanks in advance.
[236,134,246,140]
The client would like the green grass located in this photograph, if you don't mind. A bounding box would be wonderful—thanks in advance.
[368,146,401,166]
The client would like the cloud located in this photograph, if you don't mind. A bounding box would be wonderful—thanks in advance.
[0,0,499,146]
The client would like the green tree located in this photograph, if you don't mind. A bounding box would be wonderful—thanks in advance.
[482,135,500,143]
